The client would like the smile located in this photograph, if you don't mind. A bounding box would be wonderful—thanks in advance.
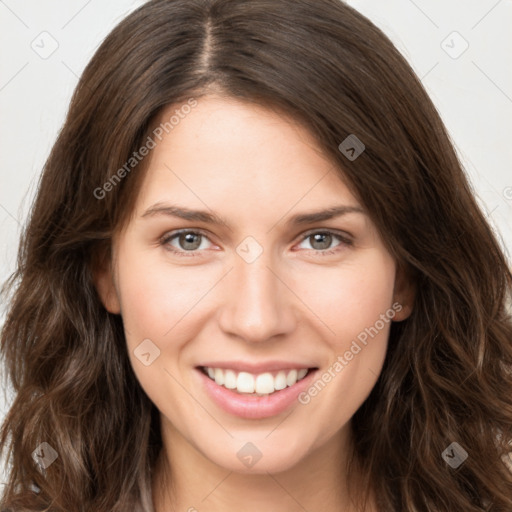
[196,363,319,419]
[200,366,311,396]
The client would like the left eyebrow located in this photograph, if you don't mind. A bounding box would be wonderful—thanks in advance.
[285,205,366,226]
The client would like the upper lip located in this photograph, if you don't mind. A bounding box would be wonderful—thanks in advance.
[197,361,318,374]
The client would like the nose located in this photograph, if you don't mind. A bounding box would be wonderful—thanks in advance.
[217,253,297,344]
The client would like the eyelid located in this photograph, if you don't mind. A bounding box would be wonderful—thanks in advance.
[294,228,353,246]
[160,228,218,256]
[289,230,353,258]
[160,227,215,242]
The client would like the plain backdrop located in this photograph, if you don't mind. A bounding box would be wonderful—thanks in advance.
[1,0,511,487]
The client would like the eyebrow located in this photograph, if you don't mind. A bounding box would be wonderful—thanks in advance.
[141,203,365,227]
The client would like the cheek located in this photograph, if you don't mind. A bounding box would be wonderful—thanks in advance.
[116,247,215,347]
[114,248,214,411]
[293,254,396,439]
[293,255,396,346]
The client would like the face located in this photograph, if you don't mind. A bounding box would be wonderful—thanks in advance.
[95,95,413,475]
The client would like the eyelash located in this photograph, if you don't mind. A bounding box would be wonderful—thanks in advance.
[159,229,353,258]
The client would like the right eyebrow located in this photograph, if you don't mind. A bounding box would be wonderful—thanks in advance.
[141,203,229,226]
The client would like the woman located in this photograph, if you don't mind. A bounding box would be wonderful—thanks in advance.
[1,0,511,510]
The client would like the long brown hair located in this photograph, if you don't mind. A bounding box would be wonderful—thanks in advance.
[2,0,512,510]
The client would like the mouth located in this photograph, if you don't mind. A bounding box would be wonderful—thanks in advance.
[195,363,319,419]
[198,366,315,396]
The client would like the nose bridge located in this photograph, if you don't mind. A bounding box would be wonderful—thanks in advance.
[218,250,296,343]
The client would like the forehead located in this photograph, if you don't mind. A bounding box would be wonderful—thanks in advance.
[132,95,361,223]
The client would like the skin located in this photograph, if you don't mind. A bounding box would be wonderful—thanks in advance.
[95,95,414,512]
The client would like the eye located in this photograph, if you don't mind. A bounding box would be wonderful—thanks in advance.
[295,230,351,254]
[160,228,352,258]
[161,230,214,255]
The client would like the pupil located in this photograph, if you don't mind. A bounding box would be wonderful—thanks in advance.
[312,233,331,250]
[180,233,201,250]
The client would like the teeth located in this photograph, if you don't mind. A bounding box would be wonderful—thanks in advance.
[237,372,255,393]
[286,369,298,386]
[255,373,274,394]
[203,366,310,395]
[224,369,237,389]
[297,368,308,380]
[274,371,287,391]
[214,368,224,386]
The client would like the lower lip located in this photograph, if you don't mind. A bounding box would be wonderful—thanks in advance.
[196,368,318,419]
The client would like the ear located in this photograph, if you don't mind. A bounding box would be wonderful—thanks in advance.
[91,246,121,314]
[392,262,415,321]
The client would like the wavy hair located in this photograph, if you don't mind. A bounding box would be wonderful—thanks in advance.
[1,0,512,510]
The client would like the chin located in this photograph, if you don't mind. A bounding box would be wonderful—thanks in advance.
[198,432,315,475]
